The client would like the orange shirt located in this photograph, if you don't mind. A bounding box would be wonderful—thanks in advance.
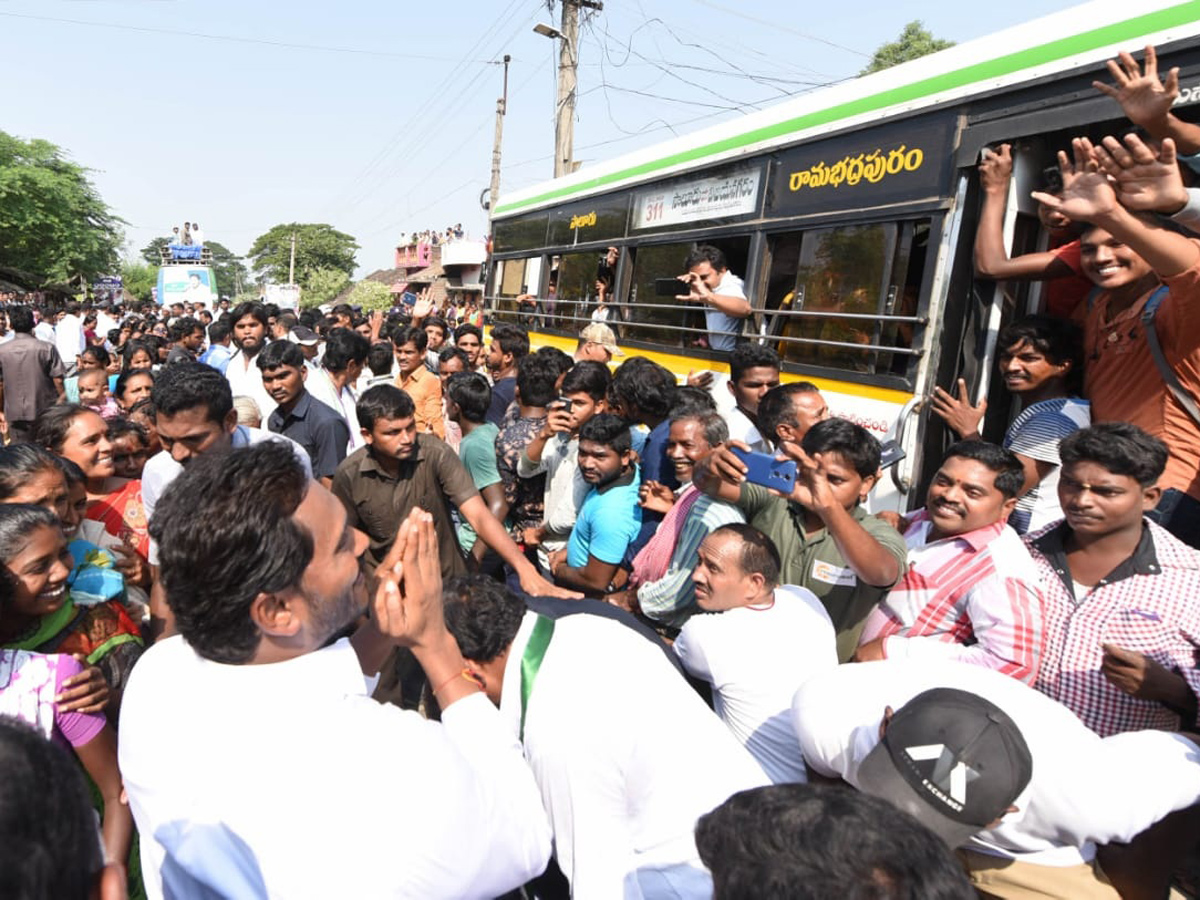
[396,365,444,439]
[1084,256,1200,498]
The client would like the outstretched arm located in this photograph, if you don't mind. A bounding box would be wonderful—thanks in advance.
[1094,45,1200,155]
[1034,138,1200,279]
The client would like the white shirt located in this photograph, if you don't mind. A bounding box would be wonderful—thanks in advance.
[306,366,365,452]
[706,270,747,353]
[793,659,1200,867]
[34,320,56,344]
[674,585,838,784]
[724,405,770,454]
[55,313,85,363]
[501,611,769,898]
[224,347,277,421]
[142,426,312,565]
[120,636,551,899]
[190,227,205,245]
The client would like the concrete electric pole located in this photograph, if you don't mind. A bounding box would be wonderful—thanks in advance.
[488,55,511,213]
[535,0,602,179]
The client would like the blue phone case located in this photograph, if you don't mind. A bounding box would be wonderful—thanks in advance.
[730,446,797,493]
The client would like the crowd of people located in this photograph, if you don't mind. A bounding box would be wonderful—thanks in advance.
[0,42,1199,900]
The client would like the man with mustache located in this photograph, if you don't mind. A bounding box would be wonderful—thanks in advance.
[855,441,1045,685]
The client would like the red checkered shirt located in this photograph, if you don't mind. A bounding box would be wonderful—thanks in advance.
[1026,519,1200,737]
[859,511,1044,684]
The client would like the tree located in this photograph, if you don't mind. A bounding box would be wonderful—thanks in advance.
[247,223,358,286]
[300,267,351,309]
[346,279,394,312]
[0,131,124,285]
[140,237,249,300]
[120,260,158,303]
[861,21,955,75]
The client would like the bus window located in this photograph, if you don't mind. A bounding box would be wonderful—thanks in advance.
[627,237,751,349]
[549,251,606,333]
[492,257,540,319]
[764,219,930,380]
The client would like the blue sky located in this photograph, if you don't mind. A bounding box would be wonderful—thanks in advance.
[0,0,1082,278]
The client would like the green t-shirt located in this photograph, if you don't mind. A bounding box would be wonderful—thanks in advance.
[738,483,907,662]
[456,422,501,551]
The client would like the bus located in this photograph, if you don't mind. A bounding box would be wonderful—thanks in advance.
[486,0,1200,511]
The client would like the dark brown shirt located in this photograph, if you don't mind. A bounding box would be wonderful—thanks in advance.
[0,333,65,422]
[331,435,479,577]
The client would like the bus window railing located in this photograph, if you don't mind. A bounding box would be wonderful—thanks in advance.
[492,305,924,356]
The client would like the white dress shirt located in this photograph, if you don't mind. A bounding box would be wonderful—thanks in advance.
[141,426,312,565]
[225,347,278,421]
[306,366,365,452]
[674,584,838,783]
[724,405,770,454]
[55,313,85,363]
[793,659,1200,868]
[120,635,552,899]
[501,611,769,899]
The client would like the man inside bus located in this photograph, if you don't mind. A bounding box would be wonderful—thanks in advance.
[854,441,1044,684]
[677,244,751,353]
[1038,134,1200,547]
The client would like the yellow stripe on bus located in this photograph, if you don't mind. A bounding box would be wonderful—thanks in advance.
[517,328,915,405]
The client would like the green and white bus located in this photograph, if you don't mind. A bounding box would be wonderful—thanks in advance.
[488,0,1200,510]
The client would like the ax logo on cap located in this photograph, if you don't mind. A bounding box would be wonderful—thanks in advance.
[905,744,981,810]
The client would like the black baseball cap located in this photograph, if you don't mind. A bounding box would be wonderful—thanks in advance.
[856,688,1033,849]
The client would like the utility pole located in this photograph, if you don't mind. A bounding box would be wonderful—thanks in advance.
[552,0,602,178]
[288,231,296,285]
[489,54,511,213]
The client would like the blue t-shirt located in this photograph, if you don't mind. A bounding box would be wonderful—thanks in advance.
[566,467,642,567]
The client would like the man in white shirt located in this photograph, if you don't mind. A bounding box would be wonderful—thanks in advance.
[33,307,57,344]
[223,301,277,419]
[443,575,769,899]
[678,245,751,353]
[141,363,312,638]
[794,659,1200,898]
[675,524,837,783]
[721,343,780,453]
[304,327,369,453]
[55,302,86,372]
[120,443,552,899]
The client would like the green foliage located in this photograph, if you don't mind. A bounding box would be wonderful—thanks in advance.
[300,267,351,309]
[120,260,158,303]
[346,279,394,312]
[861,21,955,75]
[0,131,124,285]
[247,223,358,286]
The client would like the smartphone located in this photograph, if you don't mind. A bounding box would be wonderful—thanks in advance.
[655,277,683,297]
[879,440,906,469]
[730,446,797,494]
[547,396,570,412]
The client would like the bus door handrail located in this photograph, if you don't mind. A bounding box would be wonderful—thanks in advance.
[890,395,923,495]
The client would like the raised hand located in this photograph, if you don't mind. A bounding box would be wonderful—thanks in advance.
[1093,134,1188,214]
[930,378,986,440]
[979,143,1013,193]
[638,480,676,515]
[1093,45,1179,130]
[1031,138,1119,223]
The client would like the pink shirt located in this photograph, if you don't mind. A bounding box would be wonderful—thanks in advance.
[859,511,1044,684]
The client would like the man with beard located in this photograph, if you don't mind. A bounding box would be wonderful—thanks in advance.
[855,441,1044,684]
[223,302,276,419]
[120,443,552,898]
[141,363,311,639]
[547,414,641,596]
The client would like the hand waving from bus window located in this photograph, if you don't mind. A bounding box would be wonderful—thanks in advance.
[1032,138,1119,223]
[1093,45,1200,156]
[1092,134,1188,215]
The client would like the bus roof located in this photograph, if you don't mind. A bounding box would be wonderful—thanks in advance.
[494,0,1199,218]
